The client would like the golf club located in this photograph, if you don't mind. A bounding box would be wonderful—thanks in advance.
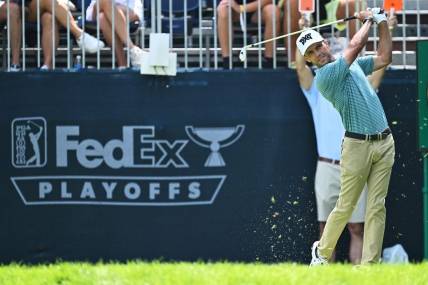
[239,15,358,62]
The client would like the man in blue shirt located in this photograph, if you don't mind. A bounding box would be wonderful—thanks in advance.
[296,8,394,265]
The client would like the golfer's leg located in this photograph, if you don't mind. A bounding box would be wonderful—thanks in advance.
[318,138,371,260]
[361,135,395,264]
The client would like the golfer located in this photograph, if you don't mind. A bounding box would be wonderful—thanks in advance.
[296,7,395,265]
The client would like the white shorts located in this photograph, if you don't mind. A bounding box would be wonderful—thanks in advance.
[315,160,367,223]
[86,0,142,22]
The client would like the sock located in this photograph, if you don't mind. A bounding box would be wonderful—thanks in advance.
[222,57,231,69]
[263,57,274,68]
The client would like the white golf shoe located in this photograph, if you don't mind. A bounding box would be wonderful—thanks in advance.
[130,46,143,68]
[310,241,328,266]
[77,32,105,53]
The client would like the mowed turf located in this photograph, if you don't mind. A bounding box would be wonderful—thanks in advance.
[1,262,428,285]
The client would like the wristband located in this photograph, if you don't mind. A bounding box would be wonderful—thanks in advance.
[363,16,373,24]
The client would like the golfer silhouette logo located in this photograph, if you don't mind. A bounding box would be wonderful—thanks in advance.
[11,117,47,168]
[26,121,44,166]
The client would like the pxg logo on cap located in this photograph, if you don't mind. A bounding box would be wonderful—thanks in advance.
[296,29,324,56]
[12,117,47,168]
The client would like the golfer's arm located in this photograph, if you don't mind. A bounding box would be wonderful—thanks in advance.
[295,48,313,90]
[368,67,386,90]
[343,20,373,65]
[36,127,43,137]
[373,21,392,71]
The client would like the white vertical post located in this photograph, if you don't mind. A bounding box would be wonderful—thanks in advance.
[151,0,156,32]
[6,0,10,70]
[126,0,130,68]
[272,0,276,69]
[227,0,232,69]
[199,0,202,68]
[37,0,41,68]
[22,0,26,70]
[213,0,218,69]
[402,0,406,67]
[66,0,71,69]
[141,0,145,49]
[169,0,172,47]
[243,0,247,68]
[51,0,55,69]
[157,0,161,32]
[112,0,116,68]
[184,0,188,69]
[417,0,421,39]
[316,0,319,30]
[257,0,261,69]
[97,0,101,69]
[345,0,349,40]
[82,0,86,67]
[286,0,291,68]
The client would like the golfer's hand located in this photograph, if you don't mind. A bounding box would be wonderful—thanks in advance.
[355,10,374,23]
[368,7,387,24]
[387,14,398,30]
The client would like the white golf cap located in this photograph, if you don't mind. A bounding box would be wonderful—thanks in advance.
[296,29,324,56]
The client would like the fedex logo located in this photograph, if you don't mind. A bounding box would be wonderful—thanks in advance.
[56,126,188,169]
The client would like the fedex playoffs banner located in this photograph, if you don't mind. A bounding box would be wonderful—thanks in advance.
[10,117,244,206]
[0,71,422,263]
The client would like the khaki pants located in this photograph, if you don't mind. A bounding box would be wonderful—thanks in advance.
[315,161,367,223]
[318,134,395,264]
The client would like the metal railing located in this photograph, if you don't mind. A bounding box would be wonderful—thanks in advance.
[0,0,425,71]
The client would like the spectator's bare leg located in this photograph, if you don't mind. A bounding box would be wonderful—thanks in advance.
[347,223,363,264]
[0,2,22,65]
[283,0,298,63]
[217,3,235,58]
[96,0,136,48]
[28,0,83,39]
[41,12,59,68]
[98,12,126,67]
[262,4,280,59]
[337,0,357,38]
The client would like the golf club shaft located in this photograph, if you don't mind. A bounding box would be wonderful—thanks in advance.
[243,16,357,49]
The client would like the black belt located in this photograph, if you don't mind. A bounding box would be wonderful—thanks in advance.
[345,128,391,141]
[318,156,340,165]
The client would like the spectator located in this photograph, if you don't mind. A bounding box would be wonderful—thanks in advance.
[284,0,359,66]
[37,12,59,70]
[217,0,280,68]
[27,0,105,59]
[86,0,143,68]
[294,13,396,264]
[0,0,22,71]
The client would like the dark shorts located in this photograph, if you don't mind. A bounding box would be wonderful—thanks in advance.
[317,0,330,22]
[10,0,30,7]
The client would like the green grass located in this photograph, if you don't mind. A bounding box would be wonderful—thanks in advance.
[1,262,428,285]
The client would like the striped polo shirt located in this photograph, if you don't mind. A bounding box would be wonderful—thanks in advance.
[315,56,389,135]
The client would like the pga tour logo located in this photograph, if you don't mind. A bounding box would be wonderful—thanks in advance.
[11,117,47,168]
[10,117,245,206]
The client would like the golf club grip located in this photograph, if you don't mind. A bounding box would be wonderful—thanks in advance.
[343,15,357,22]
[344,8,385,22]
